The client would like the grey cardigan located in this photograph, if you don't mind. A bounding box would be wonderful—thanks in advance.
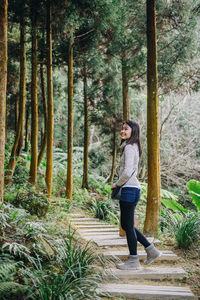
[115,143,140,188]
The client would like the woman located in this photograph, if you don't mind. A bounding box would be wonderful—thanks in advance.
[111,120,161,270]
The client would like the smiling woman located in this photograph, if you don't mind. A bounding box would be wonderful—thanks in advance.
[111,120,161,270]
[120,123,132,140]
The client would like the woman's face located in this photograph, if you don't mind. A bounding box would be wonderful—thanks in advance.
[120,123,132,140]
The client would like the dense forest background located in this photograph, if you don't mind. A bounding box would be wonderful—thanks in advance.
[4,0,200,199]
[5,1,200,181]
[0,0,200,299]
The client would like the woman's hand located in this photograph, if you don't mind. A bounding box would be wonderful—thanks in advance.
[111,183,117,190]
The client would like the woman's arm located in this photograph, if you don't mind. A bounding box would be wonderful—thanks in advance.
[115,144,136,187]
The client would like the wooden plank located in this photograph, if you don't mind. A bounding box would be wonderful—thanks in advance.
[83,234,120,241]
[78,228,119,233]
[81,231,120,236]
[69,213,85,218]
[72,221,105,225]
[70,218,97,222]
[98,283,194,299]
[104,267,187,280]
[77,224,116,229]
[94,237,160,247]
[103,250,178,261]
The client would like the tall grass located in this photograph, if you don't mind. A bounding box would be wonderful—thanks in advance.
[24,226,104,300]
[55,226,105,279]
[163,211,200,249]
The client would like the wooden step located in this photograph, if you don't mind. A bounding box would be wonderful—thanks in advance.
[72,221,105,225]
[76,224,115,229]
[78,228,119,233]
[94,237,160,247]
[104,267,187,280]
[69,213,85,218]
[97,283,194,299]
[83,234,120,241]
[81,231,120,236]
[70,217,97,222]
[103,250,178,261]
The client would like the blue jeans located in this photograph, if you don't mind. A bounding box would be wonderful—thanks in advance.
[120,187,150,255]
[121,187,141,204]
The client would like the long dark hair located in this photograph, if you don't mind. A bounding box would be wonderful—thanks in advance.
[121,120,142,157]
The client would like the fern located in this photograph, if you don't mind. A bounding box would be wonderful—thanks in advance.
[2,242,35,264]
[0,254,28,299]
[0,254,18,281]
[0,282,27,300]
[0,205,10,232]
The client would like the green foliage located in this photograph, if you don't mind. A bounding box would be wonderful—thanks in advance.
[0,203,10,234]
[0,254,28,300]
[91,199,111,220]
[161,198,188,213]
[90,198,119,224]
[24,260,101,300]
[96,184,111,196]
[12,188,49,217]
[55,226,104,279]
[186,180,200,211]
[22,222,47,240]
[73,186,92,206]
[141,183,188,213]
[163,211,200,249]
[2,242,34,263]
[23,227,104,300]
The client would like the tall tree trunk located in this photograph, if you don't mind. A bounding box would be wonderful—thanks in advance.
[0,0,8,201]
[5,6,26,185]
[24,103,30,152]
[122,58,130,121]
[15,95,19,132]
[108,127,117,184]
[144,0,161,236]
[38,63,47,167]
[82,64,89,189]
[45,0,54,196]
[66,38,73,201]
[29,2,38,184]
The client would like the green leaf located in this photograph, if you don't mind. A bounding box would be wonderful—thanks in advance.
[161,198,188,213]
[186,180,200,211]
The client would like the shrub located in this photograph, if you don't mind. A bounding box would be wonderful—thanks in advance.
[12,189,49,217]
[24,260,101,300]
[163,211,200,249]
[24,227,104,300]
[55,226,104,279]
[90,198,119,223]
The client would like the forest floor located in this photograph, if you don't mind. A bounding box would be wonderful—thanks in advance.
[46,199,200,299]
[2,194,199,299]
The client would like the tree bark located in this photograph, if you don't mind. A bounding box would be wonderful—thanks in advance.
[66,38,73,201]
[108,127,117,184]
[45,0,54,196]
[82,64,89,189]
[24,103,30,152]
[38,63,47,167]
[5,5,26,185]
[144,0,161,236]
[0,0,7,201]
[15,95,19,132]
[122,58,130,121]
[29,2,38,184]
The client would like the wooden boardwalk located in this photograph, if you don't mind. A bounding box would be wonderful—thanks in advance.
[69,213,195,299]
